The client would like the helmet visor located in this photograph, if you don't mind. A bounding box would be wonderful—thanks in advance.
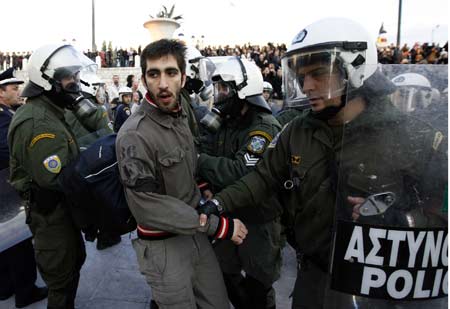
[282,48,351,108]
[43,45,85,83]
[391,87,432,113]
[213,81,236,105]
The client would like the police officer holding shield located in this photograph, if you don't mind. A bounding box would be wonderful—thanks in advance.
[198,18,447,308]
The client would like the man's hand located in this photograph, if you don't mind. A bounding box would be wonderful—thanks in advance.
[231,219,248,245]
[348,196,365,221]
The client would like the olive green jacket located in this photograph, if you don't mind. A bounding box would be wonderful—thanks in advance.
[8,96,80,193]
[198,108,283,222]
[216,97,445,269]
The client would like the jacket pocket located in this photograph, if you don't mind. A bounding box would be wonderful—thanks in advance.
[158,147,193,200]
[132,238,167,277]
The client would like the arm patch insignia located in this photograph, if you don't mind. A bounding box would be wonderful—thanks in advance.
[43,155,62,173]
[247,135,268,154]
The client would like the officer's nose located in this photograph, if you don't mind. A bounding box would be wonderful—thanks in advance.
[302,74,316,94]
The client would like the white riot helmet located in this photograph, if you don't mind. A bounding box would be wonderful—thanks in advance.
[282,17,378,109]
[80,71,104,96]
[263,81,273,93]
[211,56,270,112]
[22,44,86,97]
[391,73,432,112]
[184,46,215,101]
[118,86,132,102]
[185,46,203,80]
[80,55,104,97]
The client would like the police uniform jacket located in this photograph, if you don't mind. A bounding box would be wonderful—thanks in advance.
[113,102,131,132]
[0,103,14,169]
[116,96,221,238]
[215,96,445,271]
[8,95,80,194]
[198,107,283,223]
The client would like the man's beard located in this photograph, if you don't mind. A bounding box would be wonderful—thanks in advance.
[149,90,180,113]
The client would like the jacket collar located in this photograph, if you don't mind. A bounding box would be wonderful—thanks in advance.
[141,95,186,129]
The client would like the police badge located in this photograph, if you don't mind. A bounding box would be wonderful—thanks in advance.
[43,155,62,173]
[247,136,267,154]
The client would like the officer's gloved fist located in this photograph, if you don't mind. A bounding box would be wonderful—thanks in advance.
[197,199,223,218]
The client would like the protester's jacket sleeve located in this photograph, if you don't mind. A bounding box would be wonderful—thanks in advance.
[116,129,219,236]
[197,122,280,189]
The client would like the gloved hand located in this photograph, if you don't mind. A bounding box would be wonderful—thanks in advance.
[197,199,223,218]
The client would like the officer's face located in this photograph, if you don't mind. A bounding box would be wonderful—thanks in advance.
[142,55,186,112]
[0,84,21,107]
[122,94,132,104]
[297,63,344,112]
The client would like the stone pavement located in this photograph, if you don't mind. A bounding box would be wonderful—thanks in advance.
[0,234,297,309]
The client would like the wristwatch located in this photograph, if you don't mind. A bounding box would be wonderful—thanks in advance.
[211,198,224,213]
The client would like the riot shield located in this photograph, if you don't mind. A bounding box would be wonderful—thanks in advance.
[327,64,448,308]
[0,168,32,252]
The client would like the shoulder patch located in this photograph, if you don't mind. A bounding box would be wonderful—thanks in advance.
[125,108,131,116]
[432,131,443,151]
[30,133,56,148]
[249,130,273,142]
[247,135,268,154]
[43,155,62,173]
[0,107,3,112]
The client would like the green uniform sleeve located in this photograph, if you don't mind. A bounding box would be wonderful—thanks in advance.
[74,107,112,133]
[216,123,292,212]
[198,122,280,190]
[16,121,72,191]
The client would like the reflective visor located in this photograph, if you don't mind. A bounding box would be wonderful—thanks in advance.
[213,81,236,105]
[282,48,352,108]
[391,87,432,113]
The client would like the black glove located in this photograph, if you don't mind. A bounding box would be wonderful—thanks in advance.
[197,199,223,217]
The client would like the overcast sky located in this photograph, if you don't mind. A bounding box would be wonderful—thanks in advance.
[0,0,448,52]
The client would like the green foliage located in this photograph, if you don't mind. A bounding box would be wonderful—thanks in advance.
[149,4,182,20]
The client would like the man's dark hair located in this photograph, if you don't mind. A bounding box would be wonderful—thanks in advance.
[140,39,186,76]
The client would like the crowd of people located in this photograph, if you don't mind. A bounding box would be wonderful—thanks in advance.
[0,17,448,309]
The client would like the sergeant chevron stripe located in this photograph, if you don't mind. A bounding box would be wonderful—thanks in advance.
[244,153,260,166]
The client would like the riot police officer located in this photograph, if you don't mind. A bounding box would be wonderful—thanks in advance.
[8,44,103,309]
[197,57,283,309]
[113,86,133,132]
[198,18,447,308]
